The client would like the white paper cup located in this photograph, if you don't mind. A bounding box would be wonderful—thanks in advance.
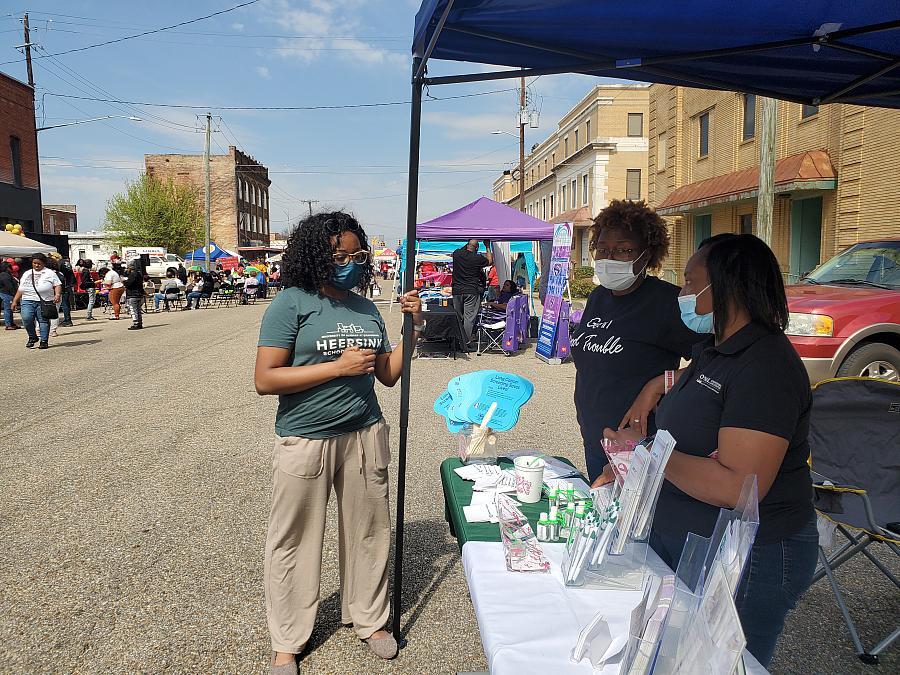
[513,456,545,503]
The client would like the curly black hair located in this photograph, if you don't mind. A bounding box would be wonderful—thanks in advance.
[589,199,671,272]
[281,211,374,294]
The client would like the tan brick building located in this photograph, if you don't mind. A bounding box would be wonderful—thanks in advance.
[648,85,900,283]
[145,146,271,252]
[492,84,650,267]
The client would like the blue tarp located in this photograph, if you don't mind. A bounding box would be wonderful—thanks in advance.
[414,2,900,109]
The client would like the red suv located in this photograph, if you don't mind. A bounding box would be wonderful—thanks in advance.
[785,238,900,383]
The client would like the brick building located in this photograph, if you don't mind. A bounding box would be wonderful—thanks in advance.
[42,204,77,234]
[145,146,271,252]
[648,85,900,283]
[492,84,650,267]
[0,71,41,235]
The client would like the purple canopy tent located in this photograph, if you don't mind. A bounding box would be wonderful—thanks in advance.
[416,197,554,241]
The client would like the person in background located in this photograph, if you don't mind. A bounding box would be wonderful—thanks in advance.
[122,261,145,329]
[154,269,184,311]
[57,258,76,327]
[254,211,423,673]
[257,267,268,299]
[605,233,817,666]
[80,259,98,321]
[451,239,493,350]
[110,251,121,266]
[484,279,520,312]
[142,274,156,305]
[486,265,500,301]
[46,258,64,338]
[177,263,188,286]
[571,200,699,483]
[104,263,125,320]
[185,272,205,310]
[11,252,61,349]
[0,261,20,330]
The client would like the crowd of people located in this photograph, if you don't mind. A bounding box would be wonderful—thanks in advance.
[0,251,282,348]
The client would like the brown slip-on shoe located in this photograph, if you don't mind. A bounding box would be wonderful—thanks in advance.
[365,632,398,660]
[269,652,299,675]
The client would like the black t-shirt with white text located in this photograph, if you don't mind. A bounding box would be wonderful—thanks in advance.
[654,322,814,545]
[451,247,490,296]
[572,276,698,456]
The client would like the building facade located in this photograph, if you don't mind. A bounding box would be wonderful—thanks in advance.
[42,204,76,234]
[492,84,650,266]
[648,85,900,283]
[1,72,41,235]
[62,230,119,265]
[145,146,271,252]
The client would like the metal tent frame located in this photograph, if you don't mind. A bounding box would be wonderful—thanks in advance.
[390,0,900,641]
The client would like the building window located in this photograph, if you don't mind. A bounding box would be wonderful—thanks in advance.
[698,112,709,158]
[585,119,591,143]
[627,113,643,137]
[544,158,548,175]
[542,197,546,219]
[571,179,577,209]
[560,184,567,211]
[742,94,756,140]
[549,193,554,217]
[626,169,642,200]
[740,213,753,234]
[658,133,668,171]
[574,129,579,150]
[801,103,819,119]
[49,215,55,231]
[564,137,569,156]
[552,152,556,167]
[9,136,22,187]
[582,174,589,206]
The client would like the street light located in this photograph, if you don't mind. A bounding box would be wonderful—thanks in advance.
[36,115,142,132]
[491,130,516,138]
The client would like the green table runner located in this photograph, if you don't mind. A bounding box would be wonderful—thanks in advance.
[440,456,584,550]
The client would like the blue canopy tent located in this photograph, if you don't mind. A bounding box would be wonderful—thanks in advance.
[183,243,238,267]
[389,0,900,643]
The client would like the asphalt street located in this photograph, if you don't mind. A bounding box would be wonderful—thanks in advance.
[0,295,896,674]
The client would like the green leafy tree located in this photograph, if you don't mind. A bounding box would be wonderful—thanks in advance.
[105,173,203,255]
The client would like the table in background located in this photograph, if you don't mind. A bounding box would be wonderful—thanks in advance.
[419,304,467,358]
[440,456,579,549]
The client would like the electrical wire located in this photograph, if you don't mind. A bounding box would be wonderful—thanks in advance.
[0,0,260,66]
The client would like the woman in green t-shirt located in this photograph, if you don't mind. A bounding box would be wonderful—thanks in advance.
[255,212,422,674]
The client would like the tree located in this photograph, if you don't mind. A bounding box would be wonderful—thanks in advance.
[105,173,203,254]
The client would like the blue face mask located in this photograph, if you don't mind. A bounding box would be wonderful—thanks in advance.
[330,261,361,290]
[678,284,714,333]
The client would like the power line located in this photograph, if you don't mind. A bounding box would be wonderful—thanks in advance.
[0,0,260,66]
[30,24,407,42]
[42,87,517,111]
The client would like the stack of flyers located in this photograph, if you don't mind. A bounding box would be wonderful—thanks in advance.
[433,370,534,433]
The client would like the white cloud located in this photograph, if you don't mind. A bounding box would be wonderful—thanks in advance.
[256,65,272,79]
[231,22,245,31]
[423,111,518,140]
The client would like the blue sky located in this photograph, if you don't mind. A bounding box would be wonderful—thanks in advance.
[2,0,605,245]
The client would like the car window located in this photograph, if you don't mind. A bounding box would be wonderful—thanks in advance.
[806,242,900,289]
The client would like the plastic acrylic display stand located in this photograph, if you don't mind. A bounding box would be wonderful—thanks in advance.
[652,476,760,675]
[457,424,498,465]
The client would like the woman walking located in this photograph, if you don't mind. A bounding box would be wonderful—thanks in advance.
[10,253,61,349]
[80,260,98,321]
[103,264,125,319]
[122,261,144,330]
[254,211,423,674]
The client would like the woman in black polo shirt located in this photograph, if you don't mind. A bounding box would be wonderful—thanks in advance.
[606,233,817,666]
[571,200,698,481]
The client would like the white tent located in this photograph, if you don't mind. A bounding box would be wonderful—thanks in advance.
[0,231,57,256]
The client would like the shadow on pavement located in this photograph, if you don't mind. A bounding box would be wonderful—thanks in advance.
[54,339,102,347]
[61,329,102,335]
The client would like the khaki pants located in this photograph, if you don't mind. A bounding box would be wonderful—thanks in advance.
[265,419,392,654]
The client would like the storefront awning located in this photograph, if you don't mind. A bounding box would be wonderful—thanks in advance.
[550,206,594,227]
[657,150,836,215]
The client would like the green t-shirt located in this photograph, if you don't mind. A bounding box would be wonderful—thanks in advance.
[258,287,391,439]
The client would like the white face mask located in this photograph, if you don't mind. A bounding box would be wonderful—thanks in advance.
[593,251,647,291]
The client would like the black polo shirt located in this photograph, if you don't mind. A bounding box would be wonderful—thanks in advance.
[654,322,814,545]
[451,247,489,296]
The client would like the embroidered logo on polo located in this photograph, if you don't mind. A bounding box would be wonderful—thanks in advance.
[570,316,624,355]
[696,374,723,394]
[315,322,382,356]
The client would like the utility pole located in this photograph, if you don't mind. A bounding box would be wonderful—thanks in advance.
[757,97,777,246]
[518,77,526,213]
[22,13,34,87]
[204,112,212,271]
[300,199,319,216]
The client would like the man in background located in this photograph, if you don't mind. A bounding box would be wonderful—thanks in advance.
[451,239,493,350]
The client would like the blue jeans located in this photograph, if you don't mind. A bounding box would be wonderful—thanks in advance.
[0,292,13,327]
[186,291,202,309]
[60,289,72,322]
[20,299,50,342]
[650,513,818,667]
[85,288,96,318]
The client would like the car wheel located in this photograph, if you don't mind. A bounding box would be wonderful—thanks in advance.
[836,343,900,382]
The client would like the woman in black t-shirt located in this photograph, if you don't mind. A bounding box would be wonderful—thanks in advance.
[571,200,698,482]
[604,233,817,667]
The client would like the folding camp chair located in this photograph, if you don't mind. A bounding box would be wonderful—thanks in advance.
[808,377,900,664]
[475,304,507,355]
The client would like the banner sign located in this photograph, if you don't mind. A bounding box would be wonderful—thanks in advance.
[535,222,572,361]
[218,256,240,271]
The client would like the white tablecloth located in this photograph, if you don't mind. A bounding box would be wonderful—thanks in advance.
[461,541,768,675]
